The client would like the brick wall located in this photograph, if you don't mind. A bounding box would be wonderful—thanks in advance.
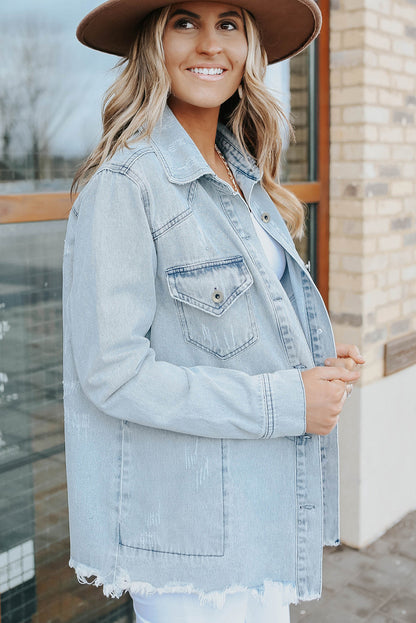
[329,0,416,547]
[329,0,416,385]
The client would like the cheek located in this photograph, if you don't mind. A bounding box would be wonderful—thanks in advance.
[162,36,179,76]
[233,56,247,80]
[233,43,248,74]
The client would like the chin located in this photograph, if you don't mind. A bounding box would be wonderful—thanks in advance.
[186,92,236,108]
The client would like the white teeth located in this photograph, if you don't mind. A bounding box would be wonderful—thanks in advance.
[190,67,224,75]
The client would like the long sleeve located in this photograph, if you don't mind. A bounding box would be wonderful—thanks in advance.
[68,168,306,440]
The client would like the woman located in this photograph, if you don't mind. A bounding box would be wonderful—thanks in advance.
[63,1,364,621]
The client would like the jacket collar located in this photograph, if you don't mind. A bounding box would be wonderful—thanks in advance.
[149,104,261,186]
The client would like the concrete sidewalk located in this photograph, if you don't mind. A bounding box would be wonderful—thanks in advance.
[290,510,416,622]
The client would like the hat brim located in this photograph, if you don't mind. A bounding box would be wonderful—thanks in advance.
[77,0,322,65]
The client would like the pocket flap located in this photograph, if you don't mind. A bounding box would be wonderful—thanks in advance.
[166,256,253,317]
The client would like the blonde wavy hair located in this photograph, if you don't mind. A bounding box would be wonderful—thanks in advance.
[72,5,304,237]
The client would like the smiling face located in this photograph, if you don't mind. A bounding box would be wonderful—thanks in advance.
[162,1,248,117]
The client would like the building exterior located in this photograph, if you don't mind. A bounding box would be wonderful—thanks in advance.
[329,0,416,547]
[0,0,415,621]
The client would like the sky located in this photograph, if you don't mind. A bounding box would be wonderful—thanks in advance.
[1,0,291,158]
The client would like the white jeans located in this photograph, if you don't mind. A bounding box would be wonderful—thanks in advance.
[130,590,291,623]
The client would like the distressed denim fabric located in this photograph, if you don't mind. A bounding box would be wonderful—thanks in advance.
[62,104,339,606]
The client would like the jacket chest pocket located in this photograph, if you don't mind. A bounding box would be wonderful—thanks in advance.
[166,256,258,359]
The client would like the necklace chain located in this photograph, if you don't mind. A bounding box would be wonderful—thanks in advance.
[214,145,239,194]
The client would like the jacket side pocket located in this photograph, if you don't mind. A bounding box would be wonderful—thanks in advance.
[119,423,225,557]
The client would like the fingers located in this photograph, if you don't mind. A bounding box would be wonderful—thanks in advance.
[318,366,361,383]
[302,368,352,435]
[333,343,365,365]
[331,378,350,401]
[324,356,357,371]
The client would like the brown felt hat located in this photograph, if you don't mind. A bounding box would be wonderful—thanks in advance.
[77,0,322,65]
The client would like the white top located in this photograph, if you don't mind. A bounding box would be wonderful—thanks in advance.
[130,589,291,623]
[249,212,287,279]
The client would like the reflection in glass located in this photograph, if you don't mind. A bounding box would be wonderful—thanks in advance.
[266,48,311,184]
[0,221,133,622]
[0,1,113,194]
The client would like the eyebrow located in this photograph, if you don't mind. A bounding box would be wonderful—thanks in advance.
[169,8,243,21]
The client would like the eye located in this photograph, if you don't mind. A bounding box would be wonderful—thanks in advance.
[219,20,238,30]
[173,18,195,29]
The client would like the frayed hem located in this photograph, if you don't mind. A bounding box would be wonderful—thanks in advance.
[69,559,300,608]
[296,590,322,603]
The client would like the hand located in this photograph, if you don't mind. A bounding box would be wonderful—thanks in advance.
[325,343,365,375]
[301,365,361,436]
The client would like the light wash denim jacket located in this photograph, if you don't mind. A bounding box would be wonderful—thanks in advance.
[63,104,339,607]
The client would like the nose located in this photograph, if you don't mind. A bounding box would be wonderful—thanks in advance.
[196,26,222,56]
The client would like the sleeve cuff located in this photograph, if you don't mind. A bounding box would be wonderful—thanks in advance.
[262,369,306,438]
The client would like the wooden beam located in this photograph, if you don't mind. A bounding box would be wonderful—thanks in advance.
[0,193,72,224]
[0,183,321,225]
[283,181,321,204]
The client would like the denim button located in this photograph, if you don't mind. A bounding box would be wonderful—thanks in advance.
[261,212,270,223]
[212,289,224,304]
